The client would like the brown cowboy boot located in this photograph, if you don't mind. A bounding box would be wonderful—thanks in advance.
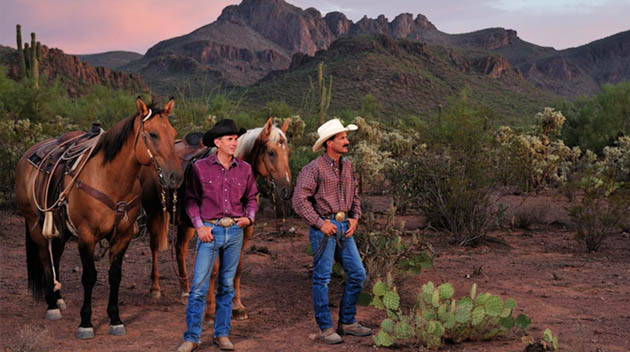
[320,327,343,344]
[176,341,198,352]
[214,336,235,351]
[337,322,372,336]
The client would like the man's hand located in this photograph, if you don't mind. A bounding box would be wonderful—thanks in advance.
[197,226,214,242]
[345,218,358,238]
[320,220,337,236]
[235,217,251,228]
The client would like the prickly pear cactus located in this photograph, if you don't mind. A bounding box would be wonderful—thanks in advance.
[383,291,400,310]
[374,330,394,347]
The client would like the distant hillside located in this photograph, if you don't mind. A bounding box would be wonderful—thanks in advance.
[119,0,629,101]
[242,35,555,120]
[78,51,142,69]
[0,46,147,94]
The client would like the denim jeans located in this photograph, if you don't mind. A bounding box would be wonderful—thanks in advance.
[309,219,366,330]
[183,223,243,343]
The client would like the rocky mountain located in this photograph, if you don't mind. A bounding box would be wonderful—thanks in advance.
[120,0,629,99]
[78,51,143,70]
[242,35,554,119]
[1,45,147,94]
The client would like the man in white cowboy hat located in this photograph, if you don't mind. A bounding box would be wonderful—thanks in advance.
[292,118,371,344]
[177,119,258,352]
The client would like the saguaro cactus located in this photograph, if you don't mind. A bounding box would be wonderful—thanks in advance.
[30,32,39,88]
[16,24,27,80]
[317,61,332,124]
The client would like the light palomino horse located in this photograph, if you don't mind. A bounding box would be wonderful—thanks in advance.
[140,117,292,321]
[15,98,183,339]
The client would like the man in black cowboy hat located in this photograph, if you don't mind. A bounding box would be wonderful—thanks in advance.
[178,119,258,352]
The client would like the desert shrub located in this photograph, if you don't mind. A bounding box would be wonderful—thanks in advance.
[289,146,317,186]
[565,174,630,251]
[371,279,531,349]
[353,206,432,287]
[6,324,48,352]
[392,99,499,245]
[510,203,549,231]
[0,119,50,205]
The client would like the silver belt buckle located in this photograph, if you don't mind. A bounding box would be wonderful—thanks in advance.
[334,212,346,222]
[218,217,235,227]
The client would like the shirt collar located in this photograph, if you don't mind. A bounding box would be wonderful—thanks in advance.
[209,153,239,168]
[322,153,343,165]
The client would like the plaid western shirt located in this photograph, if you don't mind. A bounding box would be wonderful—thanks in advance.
[292,154,361,229]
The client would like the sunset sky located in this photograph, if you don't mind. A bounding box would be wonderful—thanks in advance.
[1,0,628,55]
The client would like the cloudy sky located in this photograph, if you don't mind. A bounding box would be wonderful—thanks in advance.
[1,0,628,55]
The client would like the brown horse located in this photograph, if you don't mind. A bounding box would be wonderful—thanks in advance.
[15,98,183,339]
[140,117,292,321]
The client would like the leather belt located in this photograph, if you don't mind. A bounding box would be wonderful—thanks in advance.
[207,217,235,227]
[325,211,346,222]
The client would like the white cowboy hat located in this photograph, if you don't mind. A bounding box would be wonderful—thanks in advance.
[312,118,358,152]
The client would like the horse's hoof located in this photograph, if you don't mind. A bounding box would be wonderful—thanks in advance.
[180,292,189,305]
[150,289,161,300]
[45,308,62,320]
[232,309,249,321]
[109,324,126,336]
[76,327,94,340]
[56,298,67,310]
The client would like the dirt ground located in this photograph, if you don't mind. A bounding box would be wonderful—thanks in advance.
[1,195,629,352]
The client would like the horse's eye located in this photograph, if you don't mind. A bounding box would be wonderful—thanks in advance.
[149,132,159,139]
[268,151,275,157]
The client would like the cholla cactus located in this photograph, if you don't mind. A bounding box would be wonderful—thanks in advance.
[348,140,392,192]
[273,115,305,145]
[595,136,630,181]
[536,107,566,137]
[351,116,382,145]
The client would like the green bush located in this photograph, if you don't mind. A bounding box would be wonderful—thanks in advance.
[559,81,630,154]
[566,174,630,251]
[354,206,432,287]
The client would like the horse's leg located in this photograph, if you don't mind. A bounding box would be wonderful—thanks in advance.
[51,232,69,311]
[77,240,98,339]
[149,210,167,300]
[231,224,254,320]
[175,225,196,304]
[106,232,134,337]
[204,257,219,324]
[25,216,62,321]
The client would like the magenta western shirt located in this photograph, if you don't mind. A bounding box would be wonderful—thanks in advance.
[185,153,258,229]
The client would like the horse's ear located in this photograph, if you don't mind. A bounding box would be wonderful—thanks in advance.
[136,97,149,117]
[163,97,175,116]
[260,117,273,141]
[281,117,291,133]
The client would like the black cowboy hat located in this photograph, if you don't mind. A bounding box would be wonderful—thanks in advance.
[202,119,247,148]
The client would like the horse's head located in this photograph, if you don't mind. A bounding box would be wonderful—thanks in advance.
[245,117,293,201]
[135,97,183,190]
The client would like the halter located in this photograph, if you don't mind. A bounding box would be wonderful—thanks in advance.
[135,109,168,187]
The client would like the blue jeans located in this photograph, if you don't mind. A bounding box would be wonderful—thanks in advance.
[309,219,366,330]
[183,223,243,343]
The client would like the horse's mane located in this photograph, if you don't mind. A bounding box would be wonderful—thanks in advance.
[93,104,164,164]
[235,125,287,159]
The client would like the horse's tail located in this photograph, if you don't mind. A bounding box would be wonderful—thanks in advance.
[25,223,48,300]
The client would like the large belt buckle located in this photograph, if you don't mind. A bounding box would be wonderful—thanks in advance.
[218,217,235,227]
[334,211,346,222]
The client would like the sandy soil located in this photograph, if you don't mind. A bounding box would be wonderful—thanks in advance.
[1,195,629,352]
